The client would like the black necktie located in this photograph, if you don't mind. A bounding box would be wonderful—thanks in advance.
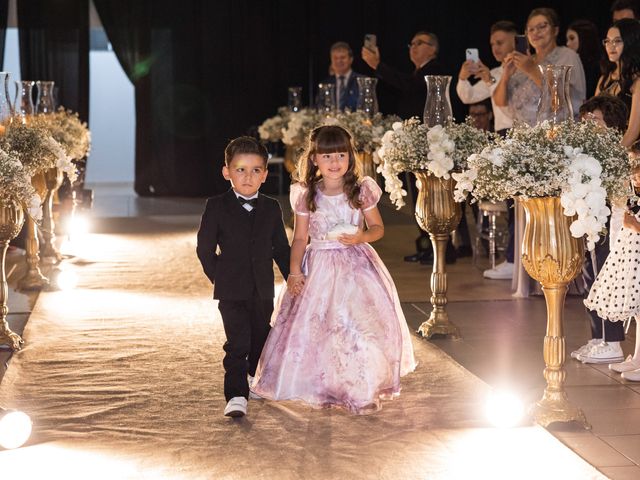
[238,197,257,208]
[338,75,346,107]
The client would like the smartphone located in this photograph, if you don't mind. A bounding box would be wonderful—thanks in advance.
[364,34,377,52]
[515,35,529,54]
[465,48,479,63]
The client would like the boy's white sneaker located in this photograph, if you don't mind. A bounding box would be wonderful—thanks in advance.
[224,397,247,417]
[610,355,640,373]
[578,342,624,364]
[570,338,601,359]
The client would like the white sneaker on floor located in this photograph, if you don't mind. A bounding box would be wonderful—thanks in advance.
[578,342,624,364]
[571,339,601,360]
[610,355,640,373]
[224,396,247,417]
[247,375,262,400]
[622,367,640,381]
[483,261,514,280]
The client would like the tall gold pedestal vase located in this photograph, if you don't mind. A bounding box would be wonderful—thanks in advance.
[18,172,48,290]
[356,151,376,179]
[0,202,25,350]
[414,171,462,339]
[520,197,590,429]
[40,167,63,263]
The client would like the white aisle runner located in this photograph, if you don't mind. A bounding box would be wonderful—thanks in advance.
[0,215,604,479]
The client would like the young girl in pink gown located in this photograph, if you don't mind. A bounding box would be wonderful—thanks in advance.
[252,125,416,414]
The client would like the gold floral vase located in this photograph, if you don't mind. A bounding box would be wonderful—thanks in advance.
[0,201,26,350]
[520,196,590,428]
[414,170,462,339]
[17,172,49,290]
[356,151,377,179]
[40,166,64,263]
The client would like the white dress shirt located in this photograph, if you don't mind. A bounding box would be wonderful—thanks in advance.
[456,65,513,131]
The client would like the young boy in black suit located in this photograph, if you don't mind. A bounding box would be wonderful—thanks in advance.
[197,137,290,417]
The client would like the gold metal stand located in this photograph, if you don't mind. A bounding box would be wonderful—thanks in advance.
[414,171,462,339]
[40,167,63,263]
[520,197,590,429]
[0,202,25,350]
[356,151,377,179]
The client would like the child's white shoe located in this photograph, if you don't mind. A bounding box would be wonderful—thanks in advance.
[570,338,601,360]
[224,397,247,417]
[578,342,624,364]
[610,355,640,373]
[622,367,640,382]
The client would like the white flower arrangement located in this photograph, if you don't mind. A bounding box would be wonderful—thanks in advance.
[322,110,401,154]
[453,120,630,250]
[1,123,67,177]
[0,148,42,221]
[258,107,291,143]
[377,117,492,208]
[282,108,320,147]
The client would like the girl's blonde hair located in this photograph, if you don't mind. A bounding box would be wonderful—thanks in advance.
[294,125,362,212]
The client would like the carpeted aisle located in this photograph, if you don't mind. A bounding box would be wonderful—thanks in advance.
[0,215,604,479]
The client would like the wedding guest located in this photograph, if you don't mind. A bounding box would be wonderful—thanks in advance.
[492,7,586,283]
[196,137,290,418]
[468,99,494,132]
[456,20,516,135]
[493,7,586,127]
[362,31,457,264]
[566,19,602,96]
[571,95,629,364]
[321,42,364,111]
[597,18,640,148]
[612,0,640,21]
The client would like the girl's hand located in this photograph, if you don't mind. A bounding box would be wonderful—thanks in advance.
[287,274,305,296]
[338,229,365,245]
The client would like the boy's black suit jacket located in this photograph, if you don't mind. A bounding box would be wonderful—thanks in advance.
[196,189,290,300]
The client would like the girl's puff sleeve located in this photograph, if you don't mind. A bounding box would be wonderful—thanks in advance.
[359,176,382,211]
[290,182,310,216]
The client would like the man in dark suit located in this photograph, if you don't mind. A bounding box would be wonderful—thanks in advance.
[362,31,456,264]
[197,137,290,418]
[322,41,363,111]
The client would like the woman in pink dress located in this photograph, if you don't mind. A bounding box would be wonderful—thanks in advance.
[252,125,416,414]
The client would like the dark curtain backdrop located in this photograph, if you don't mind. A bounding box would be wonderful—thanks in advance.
[0,0,8,69]
[17,0,89,121]
[98,0,612,196]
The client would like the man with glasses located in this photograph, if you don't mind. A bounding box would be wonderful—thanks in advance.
[362,31,457,265]
[361,31,448,119]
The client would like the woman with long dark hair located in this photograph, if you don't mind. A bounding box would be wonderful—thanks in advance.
[597,18,640,147]
[566,19,602,96]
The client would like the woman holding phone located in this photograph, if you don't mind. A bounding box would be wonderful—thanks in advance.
[493,7,586,126]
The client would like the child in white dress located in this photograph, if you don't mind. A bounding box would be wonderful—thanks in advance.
[585,164,640,380]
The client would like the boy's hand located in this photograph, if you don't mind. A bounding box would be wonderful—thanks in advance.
[287,274,305,296]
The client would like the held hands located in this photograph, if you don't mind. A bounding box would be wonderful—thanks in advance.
[287,273,305,296]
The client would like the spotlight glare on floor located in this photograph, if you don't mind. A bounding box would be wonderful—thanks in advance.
[485,390,524,428]
[0,410,32,449]
[68,214,90,238]
[56,270,78,291]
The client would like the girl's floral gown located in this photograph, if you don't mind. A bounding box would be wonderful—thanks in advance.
[252,177,416,414]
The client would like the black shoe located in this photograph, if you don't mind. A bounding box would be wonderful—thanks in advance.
[456,245,473,258]
[404,251,430,262]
